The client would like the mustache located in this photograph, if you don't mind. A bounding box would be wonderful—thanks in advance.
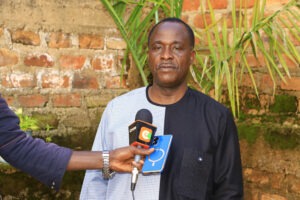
[158,62,176,67]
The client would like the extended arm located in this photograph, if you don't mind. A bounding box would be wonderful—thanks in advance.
[67,146,153,172]
[0,96,153,191]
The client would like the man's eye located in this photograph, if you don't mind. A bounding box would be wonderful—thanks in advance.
[152,46,161,50]
[173,46,182,51]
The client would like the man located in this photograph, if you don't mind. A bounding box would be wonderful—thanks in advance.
[0,95,154,191]
[80,17,243,199]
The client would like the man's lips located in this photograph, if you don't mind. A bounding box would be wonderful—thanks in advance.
[157,63,176,69]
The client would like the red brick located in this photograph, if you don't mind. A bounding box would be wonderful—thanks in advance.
[194,30,223,47]
[116,54,125,70]
[0,48,18,66]
[59,55,86,70]
[1,70,11,87]
[235,0,255,8]
[106,38,126,50]
[105,76,126,89]
[52,93,81,107]
[1,75,12,87]
[193,13,212,29]
[91,54,114,70]
[240,74,256,88]
[289,177,300,194]
[48,32,71,48]
[194,32,212,46]
[1,96,15,107]
[11,30,40,46]
[243,168,269,185]
[270,173,285,190]
[181,15,190,26]
[79,34,104,49]
[280,77,300,91]
[281,54,299,69]
[276,11,300,28]
[259,94,272,108]
[18,94,48,107]
[225,12,246,28]
[266,0,290,6]
[259,74,275,92]
[246,53,266,67]
[261,194,287,200]
[24,53,54,67]
[195,36,201,46]
[289,31,300,46]
[182,0,200,12]
[206,0,228,9]
[41,73,70,88]
[72,72,99,89]
[3,73,36,88]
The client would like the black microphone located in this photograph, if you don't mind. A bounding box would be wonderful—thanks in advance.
[128,109,157,191]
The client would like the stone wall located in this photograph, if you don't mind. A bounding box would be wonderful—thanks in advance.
[0,0,300,199]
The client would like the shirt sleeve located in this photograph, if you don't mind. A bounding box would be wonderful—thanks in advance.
[0,96,73,191]
[212,109,244,199]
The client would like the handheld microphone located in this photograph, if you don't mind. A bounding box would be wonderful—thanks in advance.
[129,109,157,191]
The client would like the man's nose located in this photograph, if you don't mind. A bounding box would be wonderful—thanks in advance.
[161,47,173,59]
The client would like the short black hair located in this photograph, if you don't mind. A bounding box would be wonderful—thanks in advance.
[148,17,195,48]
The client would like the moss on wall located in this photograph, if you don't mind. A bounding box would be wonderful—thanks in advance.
[237,124,260,145]
[32,113,59,130]
[269,95,298,113]
[237,122,300,150]
[264,128,300,150]
[244,96,261,109]
[0,166,84,199]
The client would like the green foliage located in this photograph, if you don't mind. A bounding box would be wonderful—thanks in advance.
[15,108,40,131]
[101,0,300,118]
[191,0,300,117]
[45,124,54,142]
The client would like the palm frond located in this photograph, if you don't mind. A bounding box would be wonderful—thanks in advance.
[191,0,299,117]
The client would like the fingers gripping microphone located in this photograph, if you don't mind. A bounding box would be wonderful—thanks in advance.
[129,109,157,191]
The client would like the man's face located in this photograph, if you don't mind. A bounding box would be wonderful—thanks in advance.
[148,22,195,89]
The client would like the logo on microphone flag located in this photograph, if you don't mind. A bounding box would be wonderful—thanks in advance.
[139,127,152,142]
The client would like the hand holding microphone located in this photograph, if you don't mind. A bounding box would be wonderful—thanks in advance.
[128,109,157,191]
[108,146,154,173]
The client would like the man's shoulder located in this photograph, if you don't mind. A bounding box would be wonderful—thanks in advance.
[108,87,147,105]
[188,88,227,110]
[120,87,146,97]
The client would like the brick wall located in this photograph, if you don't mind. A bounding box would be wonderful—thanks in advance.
[0,0,130,136]
[182,0,300,95]
[0,0,300,199]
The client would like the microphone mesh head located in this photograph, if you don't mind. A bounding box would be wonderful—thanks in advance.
[135,109,152,123]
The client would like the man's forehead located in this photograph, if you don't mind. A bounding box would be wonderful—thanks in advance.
[153,21,186,33]
[151,40,184,46]
[149,22,188,42]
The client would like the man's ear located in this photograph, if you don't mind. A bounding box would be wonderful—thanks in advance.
[190,50,196,64]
